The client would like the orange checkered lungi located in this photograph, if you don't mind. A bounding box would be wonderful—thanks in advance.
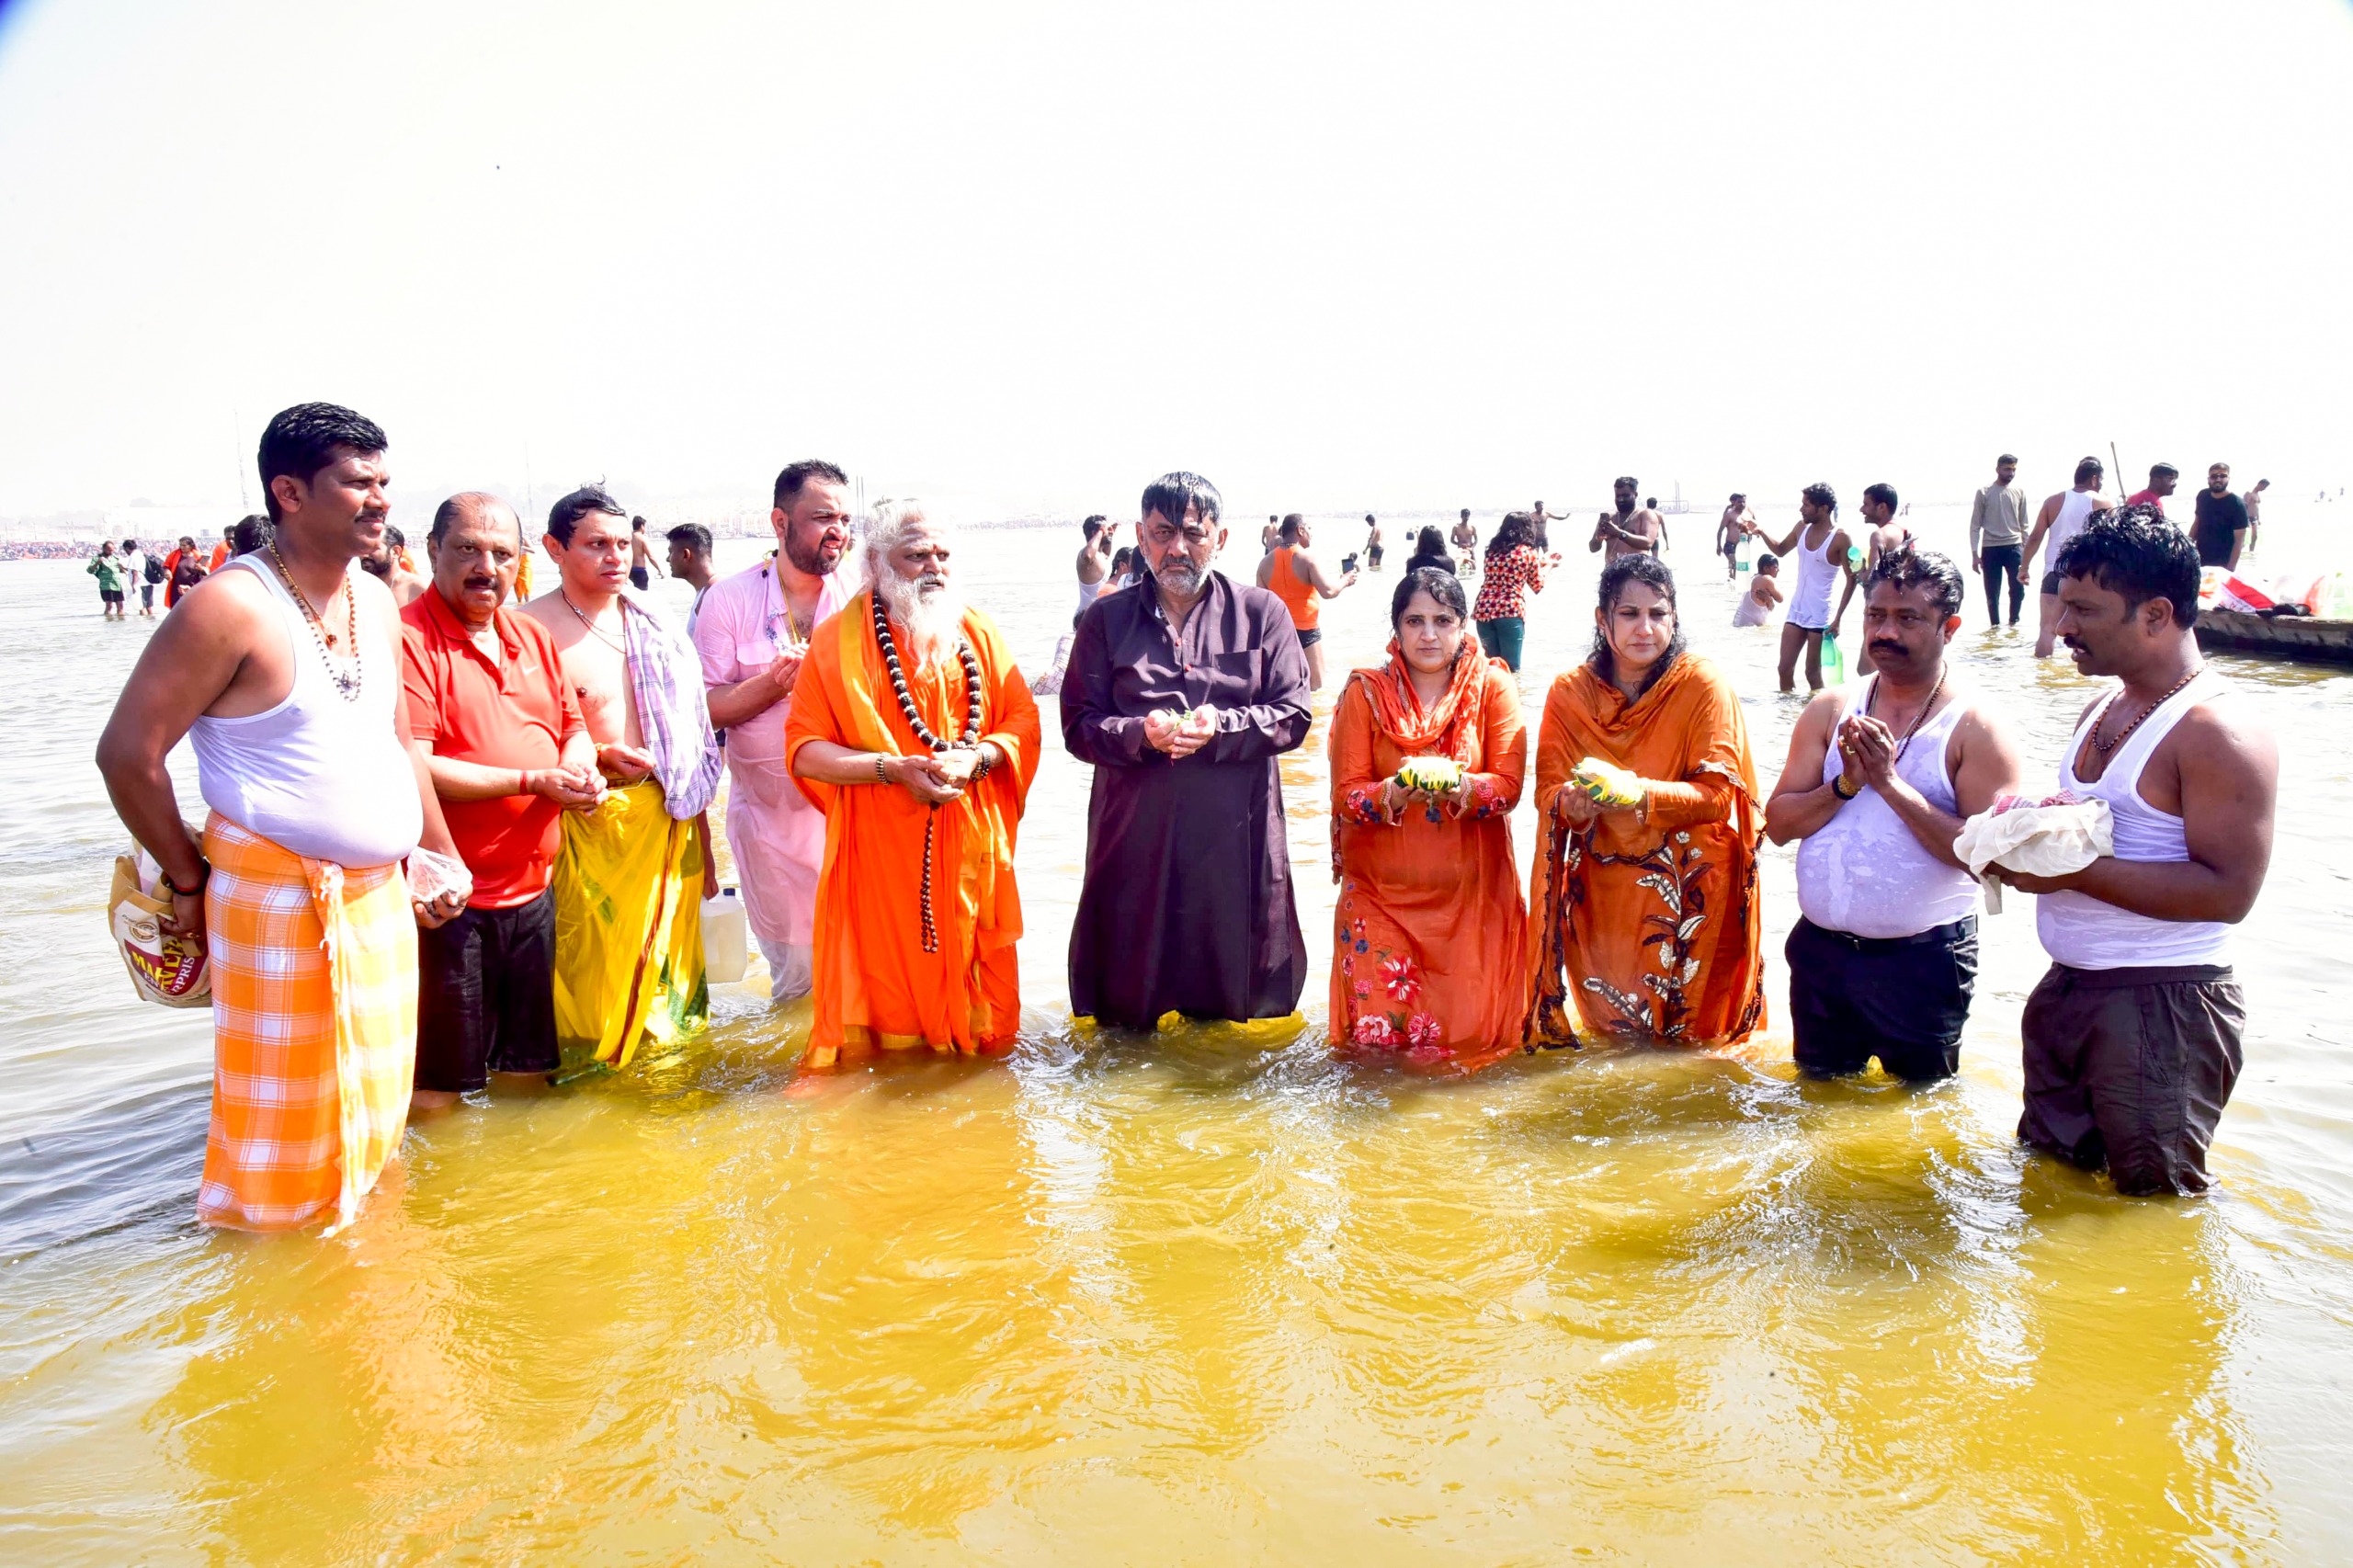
[198,812,418,1235]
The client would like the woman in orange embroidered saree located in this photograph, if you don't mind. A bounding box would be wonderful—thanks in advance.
[1527,554,1766,1049]
[1330,569,1529,1071]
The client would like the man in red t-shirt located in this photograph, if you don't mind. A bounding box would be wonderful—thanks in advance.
[400,493,603,1113]
[2127,461,2179,517]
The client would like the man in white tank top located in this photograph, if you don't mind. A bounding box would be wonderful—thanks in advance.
[1754,482,1858,694]
[2020,457,2109,658]
[1998,511,2279,1196]
[97,403,468,1235]
[1766,547,2024,1081]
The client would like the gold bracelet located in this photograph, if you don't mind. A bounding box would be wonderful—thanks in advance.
[1832,773,1858,801]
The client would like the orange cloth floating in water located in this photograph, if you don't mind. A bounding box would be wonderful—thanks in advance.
[1526,654,1766,1049]
[1328,642,1529,1071]
[197,812,417,1235]
[784,594,1040,1070]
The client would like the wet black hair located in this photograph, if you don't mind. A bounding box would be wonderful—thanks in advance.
[1588,553,1687,697]
[1862,482,1899,514]
[773,460,848,510]
[2075,457,2104,484]
[1279,513,1303,540]
[1864,544,1964,619]
[1391,564,1470,629]
[257,403,386,524]
[1757,552,1779,571]
[1082,515,1108,540]
[230,515,273,555]
[666,522,714,555]
[1802,482,1837,514]
[1412,526,1447,558]
[1998,453,2018,467]
[1142,472,1222,528]
[2054,505,2201,629]
[1485,511,1532,561]
[546,483,628,546]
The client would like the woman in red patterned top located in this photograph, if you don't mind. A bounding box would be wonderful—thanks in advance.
[1328,568,1529,1072]
[1471,511,1556,671]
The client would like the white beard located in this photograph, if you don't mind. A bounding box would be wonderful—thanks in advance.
[883,574,965,665]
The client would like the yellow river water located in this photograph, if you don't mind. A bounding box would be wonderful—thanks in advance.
[4,501,2351,1564]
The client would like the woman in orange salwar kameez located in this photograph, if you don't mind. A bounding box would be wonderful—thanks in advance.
[1526,553,1766,1049]
[1330,568,1529,1071]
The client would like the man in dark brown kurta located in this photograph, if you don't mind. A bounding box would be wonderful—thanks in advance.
[1063,472,1313,1029]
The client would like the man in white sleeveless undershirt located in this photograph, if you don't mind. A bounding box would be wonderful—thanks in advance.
[1999,507,2279,1196]
[1765,546,2024,1083]
[97,403,467,1234]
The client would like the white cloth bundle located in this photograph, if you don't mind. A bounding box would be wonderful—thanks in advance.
[1951,794,2114,914]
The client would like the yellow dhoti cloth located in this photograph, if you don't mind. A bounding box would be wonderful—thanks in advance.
[199,812,418,1235]
[551,778,708,1068]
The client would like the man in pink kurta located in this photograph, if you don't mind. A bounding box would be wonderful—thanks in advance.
[693,461,858,1000]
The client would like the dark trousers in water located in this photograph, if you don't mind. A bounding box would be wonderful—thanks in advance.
[1787,915,1976,1082]
[1981,543,2025,625]
[2018,961,2244,1196]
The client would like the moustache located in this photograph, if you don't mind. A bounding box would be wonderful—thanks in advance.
[1869,642,1906,657]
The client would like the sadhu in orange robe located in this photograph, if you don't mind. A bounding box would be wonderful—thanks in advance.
[1329,641,1529,1072]
[1526,652,1766,1049]
[783,593,1040,1069]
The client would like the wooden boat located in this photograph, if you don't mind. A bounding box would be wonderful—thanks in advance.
[2195,608,2353,665]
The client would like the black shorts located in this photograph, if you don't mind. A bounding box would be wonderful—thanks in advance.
[100,588,124,605]
[1788,915,1977,1082]
[1296,627,1323,648]
[2018,961,2243,1196]
[629,565,651,591]
[415,888,560,1093]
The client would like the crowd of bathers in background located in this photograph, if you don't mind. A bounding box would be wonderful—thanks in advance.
[92,404,2279,1239]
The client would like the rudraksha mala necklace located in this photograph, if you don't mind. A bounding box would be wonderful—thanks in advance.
[872,592,983,953]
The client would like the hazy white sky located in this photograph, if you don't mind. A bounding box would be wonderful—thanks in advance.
[2,0,2347,526]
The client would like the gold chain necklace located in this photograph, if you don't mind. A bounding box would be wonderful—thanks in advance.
[558,588,629,653]
[2091,665,2201,756]
[265,544,361,701]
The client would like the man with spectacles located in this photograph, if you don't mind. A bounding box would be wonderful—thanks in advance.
[1063,472,1313,1032]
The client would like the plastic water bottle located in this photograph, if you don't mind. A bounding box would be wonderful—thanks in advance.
[1821,631,1847,687]
[702,886,749,983]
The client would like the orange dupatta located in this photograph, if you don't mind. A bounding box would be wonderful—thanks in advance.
[1524,653,1765,1049]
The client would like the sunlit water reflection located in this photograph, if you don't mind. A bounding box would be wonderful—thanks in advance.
[3,501,2350,1562]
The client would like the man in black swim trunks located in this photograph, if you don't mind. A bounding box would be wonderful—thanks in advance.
[628,514,661,591]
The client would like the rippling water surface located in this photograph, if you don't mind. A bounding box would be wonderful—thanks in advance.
[5,502,2352,1563]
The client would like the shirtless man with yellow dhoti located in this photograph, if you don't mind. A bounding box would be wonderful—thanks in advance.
[522,486,722,1070]
[97,403,469,1235]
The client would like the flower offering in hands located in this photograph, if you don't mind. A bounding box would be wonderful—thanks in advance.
[1571,756,1644,808]
[1395,756,1463,794]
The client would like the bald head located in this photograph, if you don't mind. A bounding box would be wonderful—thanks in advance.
[430,490,521,550]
